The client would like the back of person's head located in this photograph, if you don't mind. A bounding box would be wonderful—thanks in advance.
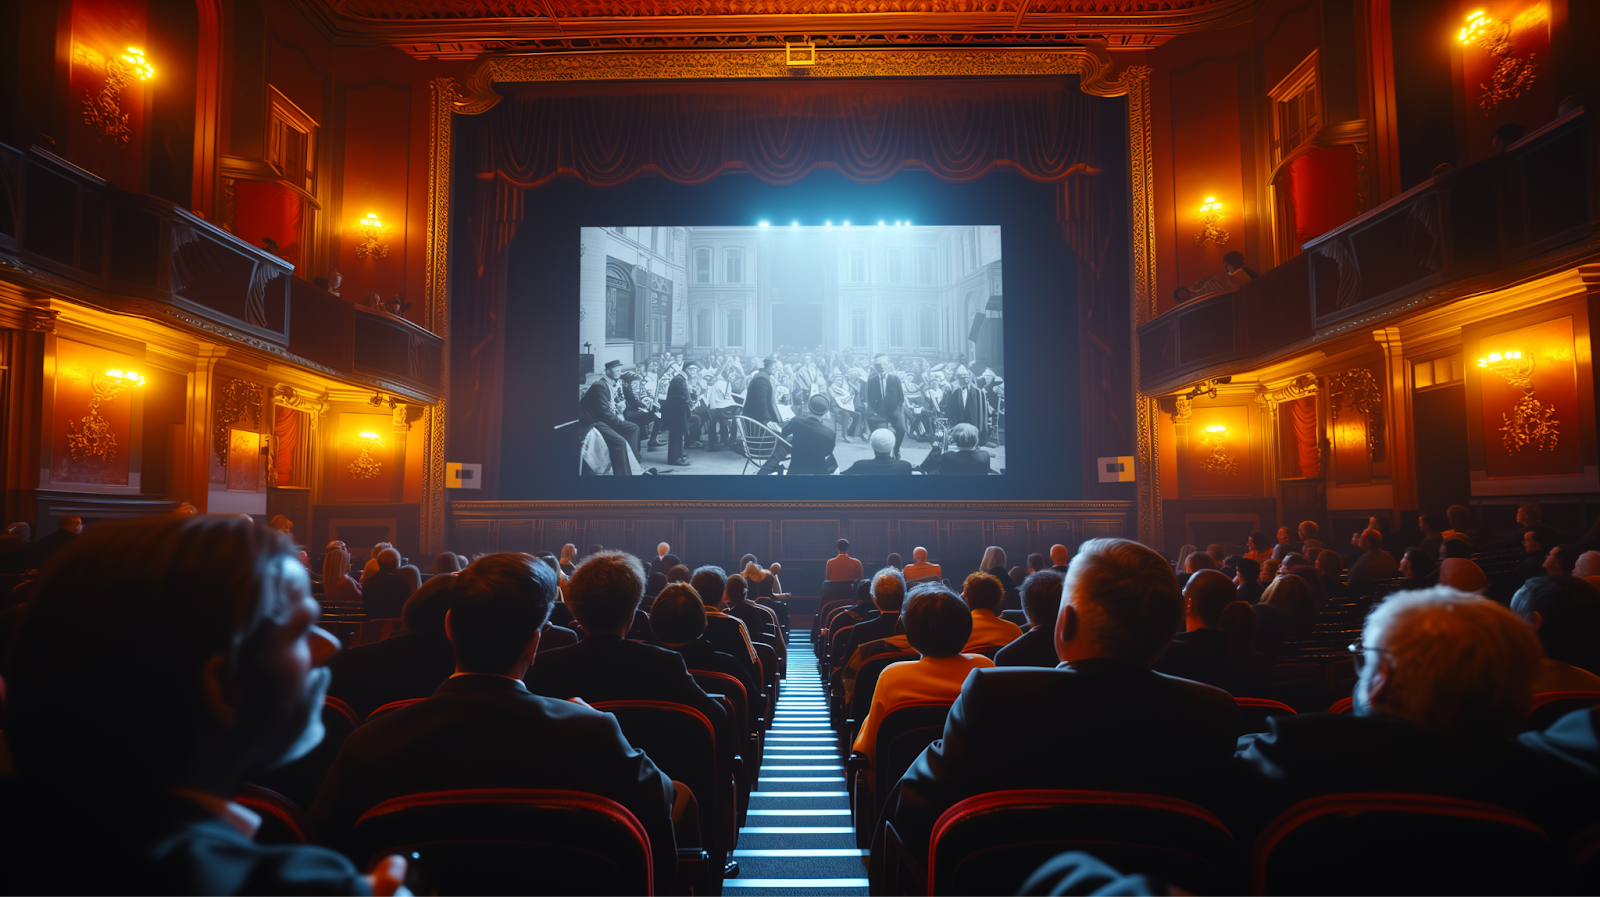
[872,566,907,611]
[725,573,747,604]
[981,545,1007,571]
[887,552,903,569]
[1050,543,1070,566]
[902,585,972,658]
[1020,569,1064,628]
[645,571,668,598]
[1401,548,1436,578]
[377,547,401,572]
[1526,525,1562,554]
[663,553,682,570]
[1063,538,1184,665]
[660,542,673,557]
[1577,551,1600,579]
[6,521,29,540]
[452,553,558,673]
[402,572,458,636]
[837,538,851,554]
[1442,537,1474,559]
[1027,552,1045,573]
[1314,549,1343,578]
[560,543,577,562]
[1360,587,1541,739]
[1519,501,1543,524]
[1185,569,1236,627]
[1262,574,1314,624]
[268,514,293,533]
[1233,556,1261,583]
[667,563,692,583]
[869,428,895,456]
[913,546,930,563]
[952,423,980,450]
[1248,531,1269,551]
[743,561,767,583]
[739,553,757,570]
[1280,553,1310,570]
[1299,520,1319,539]
[432,552,463,574]
[1184,551,1215,574]
[1358,529,1384,552]
[962,570,1004,611]
[1222,250,1245,269]
[322,545,350,583]
[1219,600,1258,662]
[371,541,391,559]
[566,551,646,632]
[1510,575,1600,664]
[649,583,708,645]
[1447,504,1471,531]
[7,516,311,786]
[691,565,728,606]
[1438,557,1489,593]
[1205,544,1228,562]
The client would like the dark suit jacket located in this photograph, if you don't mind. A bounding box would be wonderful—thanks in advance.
[880,660,1240,866]
[1153,628,1234,693]
[941,386,987,433]
[744,371,782,426]
[1521,705,1600,777]
[311,675,676,891]
[665,637,758,717]
[525,634,733,764]
[723,601,777,647]
[866,372,905,418]
[663,373,692,431]
[780,416,837,474]
[580,376,625,427]
[704,613,760,685]
[841,455,914,475]
[1234,712,1600,840]
[539,622,578,653]
[937,447,992,475]
[832,610,902,685]
[326,630,456,719]
[360,571,412,620]
[4,787,364,896]
[993,627,1059,668]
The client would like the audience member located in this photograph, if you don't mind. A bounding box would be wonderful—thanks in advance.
[1544,543,1580,577]
[359,542,389,581]
[1440,504,1476,545]
[1050,543,1070,573]
[1438,557,1489,594]
[1346,529,1399,590]
[852,584,992,765]
[650,583,758,710]
[961,571,1024,650]
[742,560,779,602]
[903,546,942,583]
[652,542,674,576]
[727,569,784,669]
[1027,553,1047,575]
[311,552,680,892]
[887,552,903,569]
[690,565,761,682]
[1313,548,1346,599]
[1233,587,1596,839]
[1,516,81,574]
[1276,526,1297,552]
[1416,513,1444,559]
[321,546,363,606]
[1231,556,1264,604]
[559,543,578,575]
[431,551,463,575]
[1483,502,1545,552]
[326,573,459,719]
[1577,550,1600,589]
[644,571,669,604]
[1510,576,1600,691]
[832,568,908,688]
[1243,531,1272,563]
[980,546,1016,593]
[873,539,1239,882]
[827,538,864,582]
[2,515,397,895]
[360,547,413,619]
[269,515,294,536]
[1255,574,1315,653]
[1398,547,1436,586]
[1222,250,1258,283]
[995,570,1065,668]
[1155,570,1269,695]
[668,562,693,583]
[1441,537,1474,561]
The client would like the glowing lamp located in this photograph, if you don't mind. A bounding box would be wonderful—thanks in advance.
[1459,10,1492,45]
[358,431,380,440]
[1199,197,1224,213]
[1203,425,1227,434]
[120,47,154,80]
[355,213,387,260]
[104,368,146,386]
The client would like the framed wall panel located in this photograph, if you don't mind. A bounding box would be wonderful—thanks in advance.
[991,519,1029,565]
[782,520,840,560]
[498,519,535,554]
[685,519,725,567]
[734,520,773,566]
[542,519,579,553]
[898,519,941,561]
[848,519,891,566]
[586,519,626,553]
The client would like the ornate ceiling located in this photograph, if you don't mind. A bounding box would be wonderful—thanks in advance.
[305,0,1253,58]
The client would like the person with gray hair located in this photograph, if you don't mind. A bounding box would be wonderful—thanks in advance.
[922,422,992,475]
[840,428,914,475]
[830,566,909,687]
[872,539,1240,882]
[1234,586,1594,839]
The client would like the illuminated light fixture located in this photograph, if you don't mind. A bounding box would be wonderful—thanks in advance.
[824,221,832,226]
[1458,9,1492,44]
[1477,350,1522,367]
[758,221,769,227]
[1457,9,1537,113]
[349,430,384,479]
[121,47,154,81]
[905,220,912,226]
[68,367,146,463]
[894,220,902,226]
[104,368,146,386]
[878,221,886,226]
[842,220,850,226]
[1203,425,1227,434]
[358,431,381,440]
[84,45,154,146]
[355,213,387,259]
[1194,196,1229,246]
[791,221,799,227]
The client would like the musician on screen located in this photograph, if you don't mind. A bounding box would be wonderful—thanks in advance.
[579,359,639,476]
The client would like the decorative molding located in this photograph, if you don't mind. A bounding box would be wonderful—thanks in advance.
[452,499,1134,513]
[419,78,458,556]
[66,373,131,462]
[1482,353,1561,454]
[273,384,328,417]
[24,306,59,333]
[1326,367,1381,457]
[1255,373,1318,407]
[213,378,263,467]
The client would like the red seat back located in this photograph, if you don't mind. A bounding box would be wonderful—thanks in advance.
[234,783,315,845]
[928,789,1236,895]
[591,700,729,862]
[366,697,426,724]
[1327,696,1354,714]
[848,651,919,721]
[688,670,749,735]
[1253,792,1550,895]
[1525,690,1600,732]
[351,788,653,895]
[1234,696,1297,735]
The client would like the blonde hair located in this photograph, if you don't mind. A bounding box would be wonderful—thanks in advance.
[1063,538,1183,664]
[322,546,350,585]
[1363,587,1541,739]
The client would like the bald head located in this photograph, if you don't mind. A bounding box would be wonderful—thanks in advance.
[1183,569,1236,630]
[913,547,928,563]
[377,547,401,572]
[1050,544,1070,567]
[657,542,670,558]
[1576,551,1600,579]
[1359,529,1383,552]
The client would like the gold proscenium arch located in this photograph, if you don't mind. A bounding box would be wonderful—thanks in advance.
[421,44,1158,553]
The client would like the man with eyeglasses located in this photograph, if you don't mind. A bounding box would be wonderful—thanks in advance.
[1231,586,1600,842]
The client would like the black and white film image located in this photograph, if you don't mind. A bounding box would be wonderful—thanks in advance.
[577,225,1005,476]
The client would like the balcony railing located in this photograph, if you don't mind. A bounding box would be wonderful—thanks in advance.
[1138,106,1596,395]
[0,143,442,400]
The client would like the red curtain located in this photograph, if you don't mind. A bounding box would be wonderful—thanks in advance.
[1289,396,1319,478]
[1286,145,1359,244]
[232,181,304,266]
[273,405,302,488]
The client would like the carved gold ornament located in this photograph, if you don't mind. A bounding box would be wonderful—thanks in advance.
[1478,350,1559,454]
[1458,11,1537,115]
[349,431,384,479]
[67,369,145,463]
[83,47,153,146]
[1327,368,1381,456]
[214,379,263,466]
[1197,424,1239,476]
[1194,197,1229,246]
[355,213,389,259]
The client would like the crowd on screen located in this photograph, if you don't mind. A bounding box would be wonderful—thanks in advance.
[0,508,1597,894]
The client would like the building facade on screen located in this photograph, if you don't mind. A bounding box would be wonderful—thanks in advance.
[579,225,1003,374]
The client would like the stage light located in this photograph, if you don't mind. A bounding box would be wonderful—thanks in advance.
[791,221,799,227]
[906,220,912,226]
[824,220,832,226]
[358,431,381,440]
[843,220,850,226]
[895,220,902,226]
[759,221,769,227]
[878,220,885,226]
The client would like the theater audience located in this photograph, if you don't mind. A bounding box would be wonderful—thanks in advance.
[1027,553,1047,575]
[326,573,458,719]
[1155,570,1269,696]
[652,542,673,576]
[1416,513,1444,560]
[321,545,363,606]
[852,584,992,767]
[690,565,761,682]
[1231,556,1265,604]
[1255,574,1315,654]
[827,538,865,582]
[1510,576,1600,692]
[1522,706,1600,778]
[1441,537,1475,561]
[430,551,463,575]
[1543,543,1579,577]
[1232,587,1598,839]
[980,546,1015,592]
[727,570,784,669]
[644,570,669,603]
[961,570,1024,650]
[2,516,81,574]
[1313,548,1347,598]
[903,546,942,583]
[311,552,681,892]
[559,542,578,575]
[1440,504,1477,546]
[650,583,758,710]
[873,539,1239,882]
[832,568,908,688]
[361,548,412,619]
[1346,529,1399,590]
[995,570,1065,668]
[1243,531,1272,563]
[2,515,399,895]
[1398,547,1437,586]
[1438,556,1490,594]
[1050,544,1070,573]
[668,562,692,583]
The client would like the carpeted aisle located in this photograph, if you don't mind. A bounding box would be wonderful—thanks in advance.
[723,633,870,895]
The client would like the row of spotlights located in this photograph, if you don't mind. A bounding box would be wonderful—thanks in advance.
[756,220,913,227]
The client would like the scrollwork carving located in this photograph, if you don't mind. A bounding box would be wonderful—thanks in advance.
[1326,368,1381,457]
[214,378,263,467]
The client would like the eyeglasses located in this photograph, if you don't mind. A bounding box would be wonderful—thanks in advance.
[1348,639,1393,674]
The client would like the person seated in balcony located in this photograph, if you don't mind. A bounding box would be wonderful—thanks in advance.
[1509,575,1600,692]
[994,570,1065,669]
[872,539,1239,883]
[1232,587,1599,840]
[1223,250,1258,285]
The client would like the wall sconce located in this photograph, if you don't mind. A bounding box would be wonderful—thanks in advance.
[348,430,384,479]
[355,213,388,259]
[1457,9,1537,113]
[1194,196,1230,246]
[83,46,154,146]
[1197,423,1240,475]
[1478,348,1558,453]
[67,368,146,462]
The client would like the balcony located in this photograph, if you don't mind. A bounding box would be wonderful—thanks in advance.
[0,144,442,400]
[1138,106,1596,395]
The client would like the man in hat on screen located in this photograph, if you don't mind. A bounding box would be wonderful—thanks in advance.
[866,354,908,460]
[580,360,640,475]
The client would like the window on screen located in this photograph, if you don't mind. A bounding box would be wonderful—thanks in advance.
[727,308,743,347]
[695,308,710,347]
[888,249,904,283]
[850,248,867,282]
[851,308,868,348]
[695,247,711,283]
[917,248,934,284]
[725,248,743,283]
[606,263,634,340]
[919,307,936,348]
[889,307,905,348]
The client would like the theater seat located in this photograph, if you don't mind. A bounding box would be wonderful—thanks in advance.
[926,790,1238,896]
[1252,792,1551,895]
[248,695,361,810]
[964,644,1009,660]
[850,701,951,849]
[1327,696,1354,714]
[366,697,426,724]
[1525,691,1600,732]
[235,783,316,845]
[350,788,656,895]
[1234,697,1297,735]
[839,650,918,733]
